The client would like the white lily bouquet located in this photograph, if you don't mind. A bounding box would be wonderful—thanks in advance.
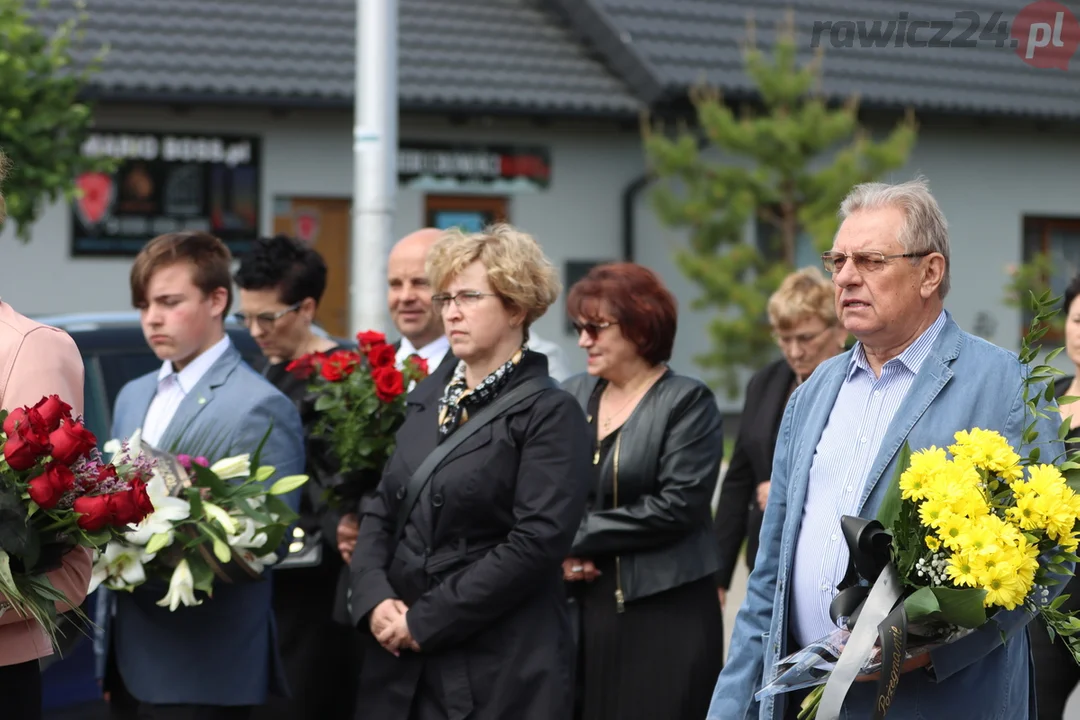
[89,429,308,610]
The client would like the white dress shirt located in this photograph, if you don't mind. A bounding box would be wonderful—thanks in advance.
[141,335,232,448]
[395,335,451,374]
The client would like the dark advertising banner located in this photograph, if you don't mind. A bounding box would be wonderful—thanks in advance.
[398,142,551,189]
[71,131,261,256]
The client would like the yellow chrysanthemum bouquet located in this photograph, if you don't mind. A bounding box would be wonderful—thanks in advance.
[759,292,1080,720]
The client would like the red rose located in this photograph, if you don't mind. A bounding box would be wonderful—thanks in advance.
[2,407,26,437]
[3,414,51,471]
[321,361,345,382]
[73,494,114,531]
[31,395,73,433]
[26,462,76,509]
[285,353,321,380]
[356,330,387,352]
[367,343,396,369]
[49,421,97,466]
[110,478,154,526]
[95,464,119,486]
[372,366,405,403]
[406,355,429,377]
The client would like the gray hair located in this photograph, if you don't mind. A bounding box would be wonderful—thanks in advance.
[838,176,950,298]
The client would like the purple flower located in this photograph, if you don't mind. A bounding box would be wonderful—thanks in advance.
[194,456,209,467]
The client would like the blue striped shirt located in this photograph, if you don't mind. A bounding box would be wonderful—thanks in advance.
[789,310,947,647]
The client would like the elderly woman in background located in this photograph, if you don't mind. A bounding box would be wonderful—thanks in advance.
[348,224,592,720]
[562,262,725,720]
[714,267,848,607]
[232,235,355,720]
[1030,274,1080,720]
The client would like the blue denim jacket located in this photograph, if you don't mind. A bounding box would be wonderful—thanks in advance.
[708,313,1065,720]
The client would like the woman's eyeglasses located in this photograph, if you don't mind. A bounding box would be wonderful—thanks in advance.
[431,291,499,312]
[233,302,301,332]
[572,320,618,339]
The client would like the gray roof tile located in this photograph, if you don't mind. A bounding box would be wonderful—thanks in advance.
[552,0,1080,119]
[35,0,641,115]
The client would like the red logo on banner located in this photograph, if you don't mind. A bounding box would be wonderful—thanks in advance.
[74,172,116,227]
[1012,0,1080,69]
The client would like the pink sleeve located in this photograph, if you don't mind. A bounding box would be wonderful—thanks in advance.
[0,325,90,623]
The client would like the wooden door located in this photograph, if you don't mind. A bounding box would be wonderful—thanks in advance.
[273,197,351,339]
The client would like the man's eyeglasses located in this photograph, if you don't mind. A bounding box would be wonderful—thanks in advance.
[821,250,931,274]
[572,320,618,339]
[431,291,499,312]
[233,302,301,332]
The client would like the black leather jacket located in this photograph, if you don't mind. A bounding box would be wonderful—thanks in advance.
[562,370,724,602]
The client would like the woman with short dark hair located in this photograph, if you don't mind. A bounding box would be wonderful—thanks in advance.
[562,262,726,720]
[233,235,356,720]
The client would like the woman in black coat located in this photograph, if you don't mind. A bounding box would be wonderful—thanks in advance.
[713,267,847,607]
[349,224,591,720]
[561,262,726,720]
[233,235,359,720]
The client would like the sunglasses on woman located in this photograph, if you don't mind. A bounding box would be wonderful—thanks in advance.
[572,320,618,339]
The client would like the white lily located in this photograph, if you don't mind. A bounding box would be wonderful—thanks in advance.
[88,541,148,594]
[156,559,202,611]
[105,428,143,465]
[227,517,269,550]
[124,474,190,546]
[210,454,251,479]
[203,501,238,535]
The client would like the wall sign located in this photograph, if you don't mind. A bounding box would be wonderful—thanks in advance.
[71,131,261,256]
[399,142,551,191]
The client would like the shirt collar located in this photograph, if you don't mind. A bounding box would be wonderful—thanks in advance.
[398,334,450,361]
[157,334,232,394]
[847,309,948,380]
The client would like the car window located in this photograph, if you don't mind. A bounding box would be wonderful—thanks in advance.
[98,350,164,414]
[80,355,111,444]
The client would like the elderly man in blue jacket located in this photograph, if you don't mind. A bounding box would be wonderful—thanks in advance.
[709,178,1064,720]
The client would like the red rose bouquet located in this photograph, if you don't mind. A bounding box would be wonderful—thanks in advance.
[0,395,154,642]
[287,330,429,505]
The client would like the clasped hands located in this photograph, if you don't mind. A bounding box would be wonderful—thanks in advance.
[370,598,420,656]
[562,557,601,582]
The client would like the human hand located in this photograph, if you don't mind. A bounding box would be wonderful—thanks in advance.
[718,587,727,609]
[563,557,602,582]
[337,513,359,564]
[756,481,771,511]
[369,598,409,654]
[376,609,420,655]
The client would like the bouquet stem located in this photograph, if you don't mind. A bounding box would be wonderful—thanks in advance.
[799,684,824,719]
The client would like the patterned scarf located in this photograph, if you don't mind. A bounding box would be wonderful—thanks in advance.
[437,345,527,441]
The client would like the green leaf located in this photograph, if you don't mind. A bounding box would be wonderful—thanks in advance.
[931,586,988,629]
[877,442,911,528]
[189,560,215,596]
[190,463,232,498]
[903,586,941,623]
[268,475,309,496]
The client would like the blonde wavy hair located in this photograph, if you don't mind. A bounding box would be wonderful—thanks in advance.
[426,223,561,329]
[767,266,837,331]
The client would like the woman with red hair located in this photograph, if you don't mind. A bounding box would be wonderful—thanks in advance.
[561,262,725,720]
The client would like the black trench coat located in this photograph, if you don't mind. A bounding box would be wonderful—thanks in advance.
[349,351,591,720]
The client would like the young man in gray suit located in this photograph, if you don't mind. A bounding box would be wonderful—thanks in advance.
[97,231,305,720]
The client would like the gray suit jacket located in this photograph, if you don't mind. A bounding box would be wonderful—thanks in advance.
[94,343,305,706]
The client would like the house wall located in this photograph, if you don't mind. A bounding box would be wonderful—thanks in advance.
[2,105,1079,413]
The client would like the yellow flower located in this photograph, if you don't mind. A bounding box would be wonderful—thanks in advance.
[918,498,952,530]
[925,535,941,552]
[945,552,979,588]
[935,514,967,551]
[899,447,949,501]
[980,564,1026,610]
[1006,492,1044,531]
[949,428,1023,481]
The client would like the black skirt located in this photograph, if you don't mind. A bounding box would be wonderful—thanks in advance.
[579,557,725,720]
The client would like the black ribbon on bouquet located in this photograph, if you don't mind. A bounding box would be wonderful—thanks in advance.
[816,516,909,720]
